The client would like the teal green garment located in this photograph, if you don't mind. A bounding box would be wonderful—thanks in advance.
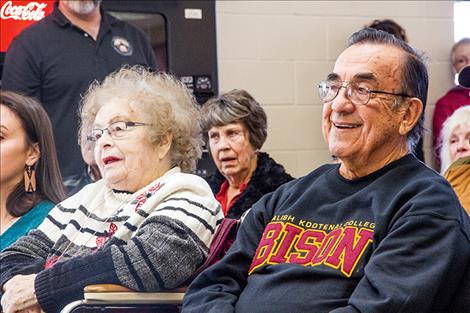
[0,200,55,251]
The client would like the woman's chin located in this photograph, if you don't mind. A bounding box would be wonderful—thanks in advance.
[221,169,239,179]
[104,176,128,191]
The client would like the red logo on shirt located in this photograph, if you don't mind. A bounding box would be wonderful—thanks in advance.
[249,221,374,277]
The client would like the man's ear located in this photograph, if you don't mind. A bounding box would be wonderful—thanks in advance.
[399,98,423,136]
[26,142,40,166]
[157,133,173,160]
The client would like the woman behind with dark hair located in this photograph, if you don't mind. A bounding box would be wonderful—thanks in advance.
[0,91,66,250]
[201,89,293,219]
[365,19,408,42]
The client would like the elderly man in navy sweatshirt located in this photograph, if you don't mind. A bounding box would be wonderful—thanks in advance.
[182,28,470,313]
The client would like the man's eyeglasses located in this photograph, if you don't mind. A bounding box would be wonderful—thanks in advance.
[318,80,414,106]
[87,121,149,141]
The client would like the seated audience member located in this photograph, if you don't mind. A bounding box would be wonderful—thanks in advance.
[365,18,424,162]
[440,106,470,214]
[0,67,223,313]
[182,29,470,313]
[433,38,470,166]
[366,18,408,42]
[445,156,470,215]
[201,89,293,219]
[0,91,66,250]
[2,0,158,185]
[65,119,102,195]
[439,105,470,173]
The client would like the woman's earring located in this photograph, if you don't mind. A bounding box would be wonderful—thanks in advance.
[24,165,37,193]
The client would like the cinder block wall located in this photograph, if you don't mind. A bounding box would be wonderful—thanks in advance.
[215,1,454,177]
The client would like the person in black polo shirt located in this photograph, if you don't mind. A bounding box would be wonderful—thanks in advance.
[1,0,157,191]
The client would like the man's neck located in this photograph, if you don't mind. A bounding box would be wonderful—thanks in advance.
[58,2,101,40]
[339,142,409,180]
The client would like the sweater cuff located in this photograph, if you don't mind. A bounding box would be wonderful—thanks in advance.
[35,270,58,313]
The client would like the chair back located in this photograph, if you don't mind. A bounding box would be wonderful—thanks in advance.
[190,218,239,280]
[66,218,240,313]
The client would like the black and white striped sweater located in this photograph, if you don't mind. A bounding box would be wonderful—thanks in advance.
[0,167,223,313]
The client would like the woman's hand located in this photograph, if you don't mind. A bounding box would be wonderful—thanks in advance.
[14,305,43,313]
[1,274,40,313]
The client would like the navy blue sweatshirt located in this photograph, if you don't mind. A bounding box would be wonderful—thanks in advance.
[183,155,470,313]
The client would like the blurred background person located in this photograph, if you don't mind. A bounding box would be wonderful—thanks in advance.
[366,18,408,42]
[433,38,470,167]
[0,67,223,313]
[441,104,470,215]
[364,18,424,162]
[201,89,293,219]
[439,105,470,174]
[0,91,66,250]
[439,105,470,215]
[1,0,157,187]
[66,118,102,195]
[444,155,470,216]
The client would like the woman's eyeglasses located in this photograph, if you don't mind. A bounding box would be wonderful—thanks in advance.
[87,121,149,141]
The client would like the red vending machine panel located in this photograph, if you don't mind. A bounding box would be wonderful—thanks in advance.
[0,0,54,53]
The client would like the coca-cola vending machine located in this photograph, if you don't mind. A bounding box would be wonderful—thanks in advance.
[0,0,217,176]
[0,0,218,100]
[0,0,54,75]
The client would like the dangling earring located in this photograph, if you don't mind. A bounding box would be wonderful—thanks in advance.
[24,165,37,193]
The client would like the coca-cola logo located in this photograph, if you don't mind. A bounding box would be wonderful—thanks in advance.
[1,1,47,21]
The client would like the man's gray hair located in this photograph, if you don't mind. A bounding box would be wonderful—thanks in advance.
[348,28,429,151]
[451,38,470,68]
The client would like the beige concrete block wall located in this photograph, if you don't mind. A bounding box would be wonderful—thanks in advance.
[216,0,455,177]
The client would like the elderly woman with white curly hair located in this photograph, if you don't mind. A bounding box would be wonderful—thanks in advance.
[439,105,470,174]
[0,66,223,313]
[439,105,470,215]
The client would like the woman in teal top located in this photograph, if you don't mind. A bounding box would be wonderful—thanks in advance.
[0,92,66,250]
[1,201,54,250]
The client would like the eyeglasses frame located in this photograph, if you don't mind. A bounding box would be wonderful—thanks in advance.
[318,79,414,106]
[87,121,149,142]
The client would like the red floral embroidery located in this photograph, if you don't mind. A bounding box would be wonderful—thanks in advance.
[134,182,162,211]
[148,182,162,193]
[95,236,106,247]
[109,222,118,234]
[95,222,118,248]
